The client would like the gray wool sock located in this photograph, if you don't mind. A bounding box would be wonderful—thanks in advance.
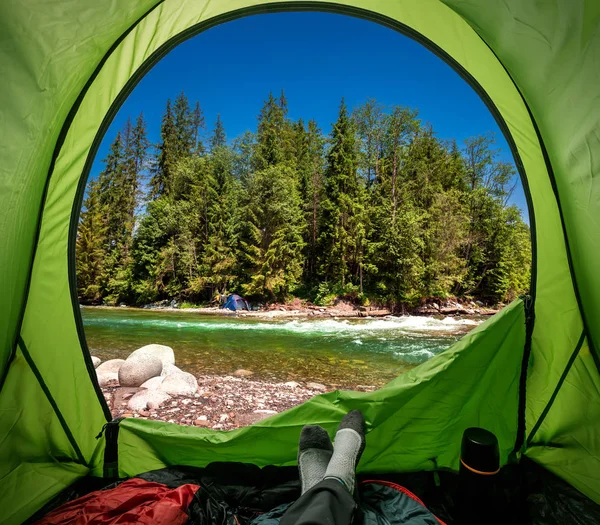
[324,410,366,494]
[298,425,333,494]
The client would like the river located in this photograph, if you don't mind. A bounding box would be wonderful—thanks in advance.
[82,307,480,388]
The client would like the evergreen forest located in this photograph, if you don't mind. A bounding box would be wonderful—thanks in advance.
[76,91,531,309]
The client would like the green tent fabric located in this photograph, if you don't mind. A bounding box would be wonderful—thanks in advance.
[1,1,599,523]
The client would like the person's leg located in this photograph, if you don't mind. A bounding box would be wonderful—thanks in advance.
[298,425,333,494]
[324,410,366,495]
[281,410,366,525]
[280,478,357,525]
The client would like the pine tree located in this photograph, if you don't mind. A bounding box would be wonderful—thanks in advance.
[76,180,107,303]
[210,114,227,150]
[294,119,325,284]
[172,91,195,155]
[122,113,149,221]
[319,98,367,289]
[239,165,305,300]
[197,120,239,298]
[79,95,531,308]
[366,108,424,304]
[255,92,287,170]
[191,101,205,155]
[150,99,177,199]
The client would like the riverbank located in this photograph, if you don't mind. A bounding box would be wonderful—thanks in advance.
[95,343,378,430]
[86,296,500,320]
[102,374,375,430]
[89,311,484,428]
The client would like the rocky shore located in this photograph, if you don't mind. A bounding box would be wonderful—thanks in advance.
[102,296,500,319]
[95,344,376,430]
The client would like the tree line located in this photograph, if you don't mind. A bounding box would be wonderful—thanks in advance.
[76,91,531,308]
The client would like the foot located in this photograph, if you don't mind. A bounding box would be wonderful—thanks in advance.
[324,410,366,494]
[298,425,334,494]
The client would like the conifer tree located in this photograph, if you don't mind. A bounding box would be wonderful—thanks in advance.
[172,91,195,155]
[78,94,531,308]
[191,101,206,155]
[319,98,367,289]
[294,119,325,284]
[255,92,287,170]
[210,114,227,150]
[150,99,177,199]
[76,180,107,303]
[239,165,305,300]
[197,119,239,297]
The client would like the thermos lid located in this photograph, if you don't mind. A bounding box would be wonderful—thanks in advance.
[460,427,500,474]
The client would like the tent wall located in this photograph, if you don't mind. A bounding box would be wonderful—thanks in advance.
[440,0,600,500]
[1,0,599,522]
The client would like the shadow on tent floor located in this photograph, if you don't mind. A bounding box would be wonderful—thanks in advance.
[25,458,600,524]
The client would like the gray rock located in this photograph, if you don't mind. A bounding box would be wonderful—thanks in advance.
[161,363,183,376]
[91,356,101,368]
[140,376,165,390]
[159,372,198,395]
[97,371,118,387]
[119,354,163,387]
[233,369,254,377]
[96,359,125,374]
[284,381,300,388]
[128,390,171,412]
[129,344,175,368]
[306,382,326,392]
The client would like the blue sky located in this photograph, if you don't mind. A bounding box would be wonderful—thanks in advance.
[91,11,528,215]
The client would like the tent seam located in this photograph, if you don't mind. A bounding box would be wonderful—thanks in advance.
[17,336,88,467]
[525,330,586,446]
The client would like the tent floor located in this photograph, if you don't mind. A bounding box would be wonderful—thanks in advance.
[25,458,600,524]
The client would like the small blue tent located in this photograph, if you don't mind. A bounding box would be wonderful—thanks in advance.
[222,294,250,311]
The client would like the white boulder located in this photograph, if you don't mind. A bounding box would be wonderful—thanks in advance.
[128,344,174,368]
[96,359,125,374]
[159,372,198,395]
[91,356,101,368]
[140,376,165,390]
[119,354,163,387]
[161,363,183,376]
[128,390,171,411]
[96,371,118,387]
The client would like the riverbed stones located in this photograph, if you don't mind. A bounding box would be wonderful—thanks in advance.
[159,372,198,395]
[119,354,163,387]
[140,376,164,390]
[129,344,175,368]
[96,359,125,374]
[233,369,253,377]
[306,382,326,392]
[284,381,300,388]
[128,389,171,411]
[91,356,101,368]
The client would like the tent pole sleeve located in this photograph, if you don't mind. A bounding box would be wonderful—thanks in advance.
[17,336,88,466]
[526,330,586,446]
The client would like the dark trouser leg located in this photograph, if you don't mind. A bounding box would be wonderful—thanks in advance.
[280,479,357,525]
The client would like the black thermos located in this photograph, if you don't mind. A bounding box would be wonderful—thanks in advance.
[458,427,500,524]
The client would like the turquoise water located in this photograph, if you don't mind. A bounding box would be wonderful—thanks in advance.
[82,307,479,388]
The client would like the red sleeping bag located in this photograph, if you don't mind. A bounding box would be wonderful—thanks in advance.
[34,478,200,525]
